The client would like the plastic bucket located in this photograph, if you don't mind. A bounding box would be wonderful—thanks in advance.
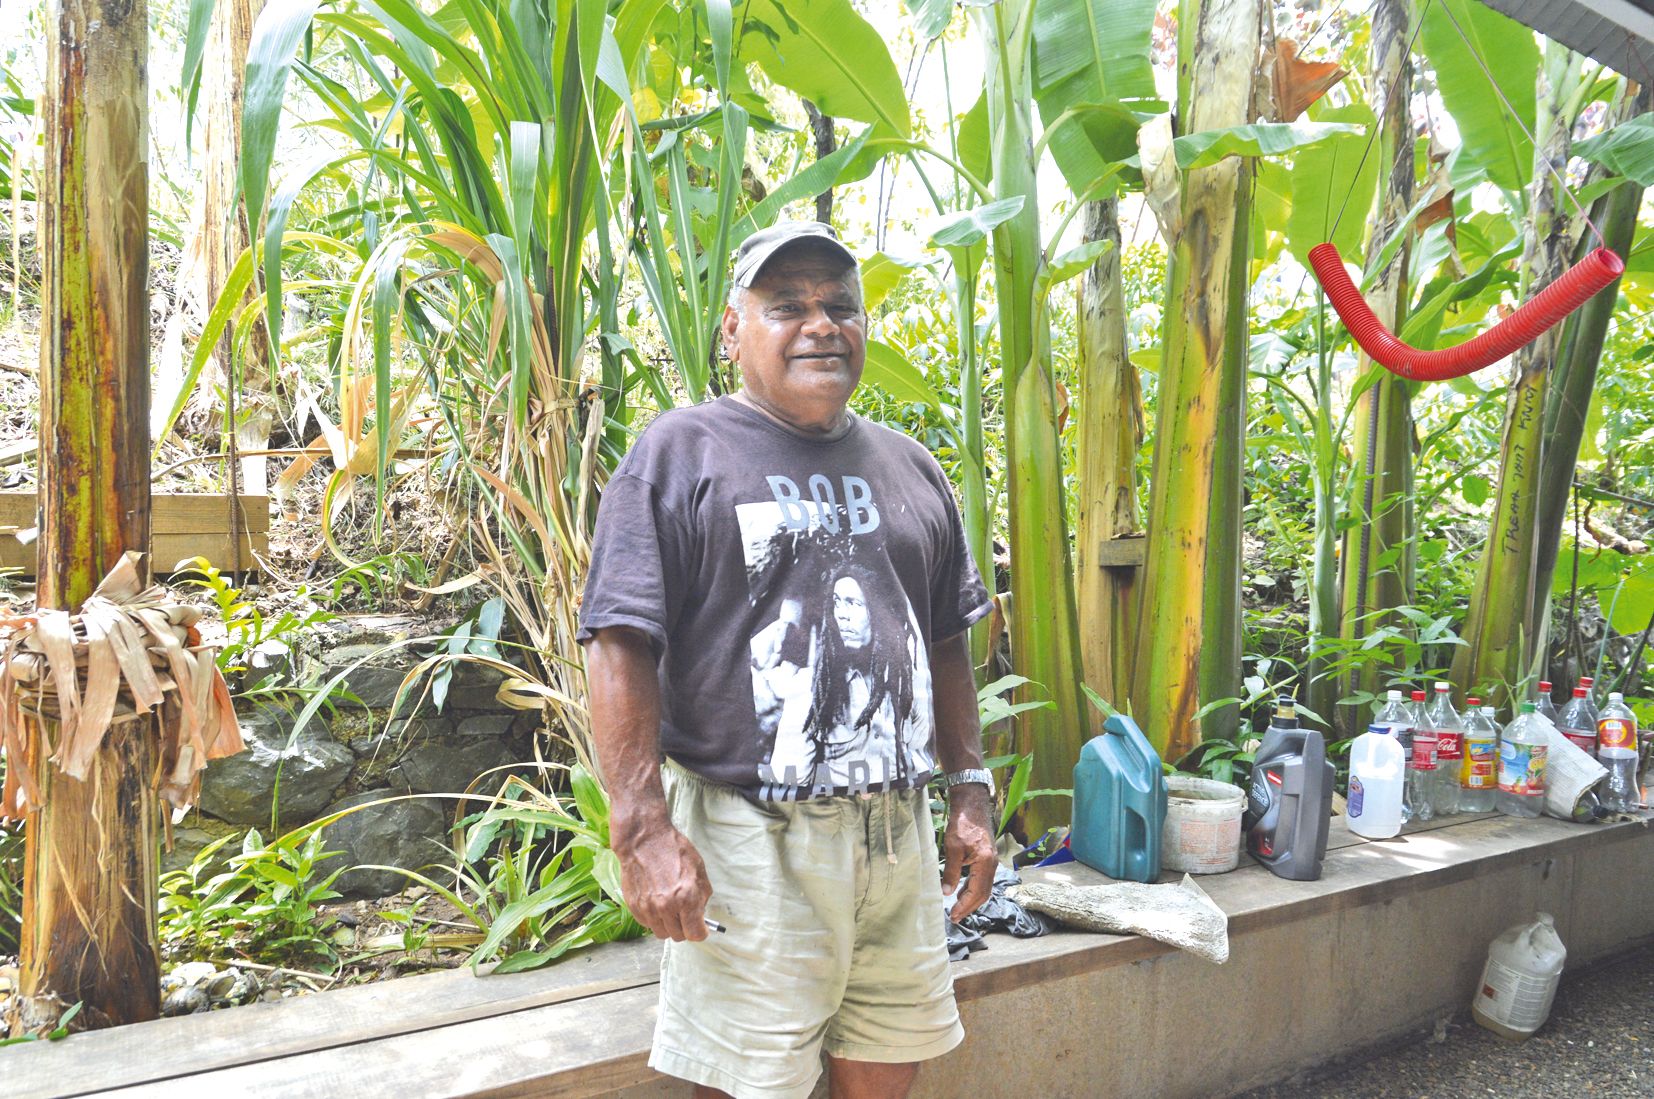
[1162,775,1245,874]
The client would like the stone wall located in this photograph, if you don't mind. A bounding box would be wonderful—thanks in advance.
[187,627,543,897]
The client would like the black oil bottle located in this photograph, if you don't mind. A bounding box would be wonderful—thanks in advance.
[1242,697,1334,881]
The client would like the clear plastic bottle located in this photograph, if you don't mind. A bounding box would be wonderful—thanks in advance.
[1460,702,1500,812]
[1596,692,1640,813]
[1406,688,1436,821]
[1556,685,1598,758]
[1534,680,1560,727]
[1373,689,1416,823]
[1425,682,1464,816]
[1498,702,1548,819]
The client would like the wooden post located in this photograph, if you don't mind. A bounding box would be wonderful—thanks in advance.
[16,0,159,1032]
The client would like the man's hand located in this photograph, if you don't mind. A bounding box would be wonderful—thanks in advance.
[614,809,713,942]
[940,783,997,919]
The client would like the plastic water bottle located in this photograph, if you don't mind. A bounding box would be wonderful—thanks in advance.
[1460,701,1499,812]
[1345,722,1405,838]
[1373,689,1416,822]
[1557,685,1598,758]
[1406,688,1436,821]
[1497,703,1547,818]
[1596,692,1640,813]
[1472,913,1567,1041]
[1534,680,1560,727]
[1425,682,1464,816]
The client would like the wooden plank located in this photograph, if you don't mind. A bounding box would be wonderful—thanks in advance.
[1094,534,1146,569]
[6,939,665,1097]
[0,494,269,575]
[0,493,269,532]
[95,984,664,1099]
[0,439,36,466]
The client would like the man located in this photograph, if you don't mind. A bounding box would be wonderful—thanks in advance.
[579,221,997,1099]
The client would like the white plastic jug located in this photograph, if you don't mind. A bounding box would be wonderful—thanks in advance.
[1471,913,1567,1040]
[1345,724,1405,839]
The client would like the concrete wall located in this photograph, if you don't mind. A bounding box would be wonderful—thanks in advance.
[605,820,1654,1099]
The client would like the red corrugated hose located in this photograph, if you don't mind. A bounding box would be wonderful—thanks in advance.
[1308,242,1625,381]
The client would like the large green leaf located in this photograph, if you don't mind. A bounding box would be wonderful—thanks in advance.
[1030,0,1158,194]
[957,89,992,189]
[1418,0,1537,192]
[1575,113,1654,187]
[740,0,910,139]
[1285,103,1379,265]
[908,0,953,40]
[861,340,942,409]
[242,1,325,226]
[860,252,930,311]
[1173,121,1365,169]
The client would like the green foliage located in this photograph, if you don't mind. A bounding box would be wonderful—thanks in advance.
[1417,0,1538,191]
[0,773,19,955]
[0,1002,80,1048]
[367,769,643,975]
[158,828,347,970]
[177,557,338,681]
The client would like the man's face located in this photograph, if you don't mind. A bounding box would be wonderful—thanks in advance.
[722,243,866,427]
[833,576,871,650]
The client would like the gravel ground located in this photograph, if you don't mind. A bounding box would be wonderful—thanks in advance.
[1239,941,1654,1098]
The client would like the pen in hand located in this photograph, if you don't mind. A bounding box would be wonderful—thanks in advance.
[703,917,727,934]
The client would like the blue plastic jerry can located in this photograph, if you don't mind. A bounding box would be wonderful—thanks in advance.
[1070,714,1167,882]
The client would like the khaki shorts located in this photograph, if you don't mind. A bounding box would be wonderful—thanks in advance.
[649,764,963,1099]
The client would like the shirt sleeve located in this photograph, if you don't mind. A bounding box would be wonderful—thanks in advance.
[577,472,690,653]
[928,477,994,643]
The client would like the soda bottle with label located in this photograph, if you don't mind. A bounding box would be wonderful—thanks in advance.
[1460,701,1499,812]
[1498,703,1547,819]
[1373,689,1416,823]
[1534,681,1560,727]
[1556,685,1598,758]
[1406,688,1436,821]
[1425,682,1464,816]
[1596,692,1640,813]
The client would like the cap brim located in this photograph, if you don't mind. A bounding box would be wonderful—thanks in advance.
[733,234,859,288]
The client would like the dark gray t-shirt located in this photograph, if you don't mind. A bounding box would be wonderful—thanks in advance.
[578,396,992,801]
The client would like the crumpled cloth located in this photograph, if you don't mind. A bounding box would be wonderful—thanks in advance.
[0,551,243,819]
[943,864,1057,960]
[1012,873,1230,964]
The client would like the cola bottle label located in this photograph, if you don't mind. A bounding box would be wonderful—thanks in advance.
[1436,730,1462,760]
[1410,732,1439,771]
[1563,729,1598,754]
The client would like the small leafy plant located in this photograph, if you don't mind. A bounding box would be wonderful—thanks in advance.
[176,556,338,698]
[362,767,644,975]
[158,827,346,970]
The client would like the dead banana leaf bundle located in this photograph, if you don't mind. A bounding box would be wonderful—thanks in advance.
[0,551,244,820]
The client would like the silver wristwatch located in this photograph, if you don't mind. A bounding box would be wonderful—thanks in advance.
[942,768,995,796]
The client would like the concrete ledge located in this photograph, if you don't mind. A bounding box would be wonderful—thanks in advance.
[11,812,1654,1098]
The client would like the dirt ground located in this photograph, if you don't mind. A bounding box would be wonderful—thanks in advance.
[1238,940,1654,1098]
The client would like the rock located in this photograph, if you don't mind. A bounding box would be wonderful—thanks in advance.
[455,713,515,738]
[198,707,355,825]
[160,820,242,876]
[319,789,451,898]
[165,961,219,988]
[161,986,209,1016]
[337,664,415,711]
[387,736,522,795]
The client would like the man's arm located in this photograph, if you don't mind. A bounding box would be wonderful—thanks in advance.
[929,630,996,918]
[585,626,710,942]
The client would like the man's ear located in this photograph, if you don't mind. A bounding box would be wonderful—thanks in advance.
[720,305,740,362]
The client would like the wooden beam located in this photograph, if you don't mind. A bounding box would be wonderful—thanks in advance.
[1094,534,1146,570]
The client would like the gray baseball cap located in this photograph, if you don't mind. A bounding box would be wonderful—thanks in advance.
[731,220,859,288]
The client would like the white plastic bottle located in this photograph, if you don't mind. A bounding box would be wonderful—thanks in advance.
[1596,692,1640,813]
[1498,702,1547,819]
[1425,682,1464,816]
[1460,701,1499,812]
[1472,913,1567,1041]
[1345,722,1405,838]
